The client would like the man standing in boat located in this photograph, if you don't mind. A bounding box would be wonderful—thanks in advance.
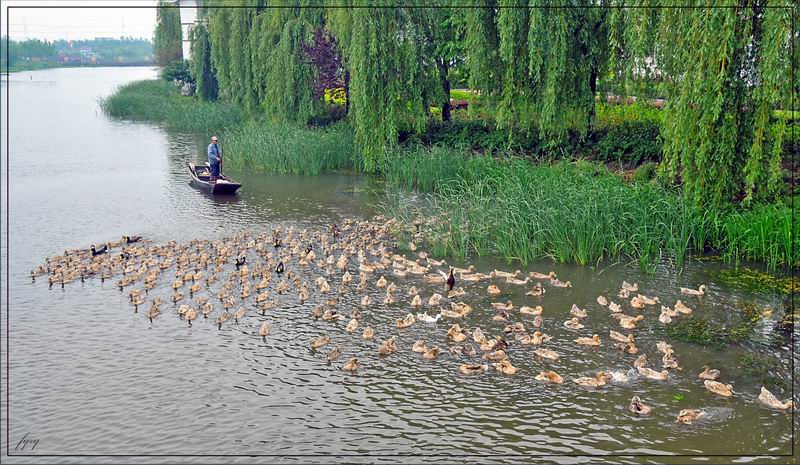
[208,136,223,183]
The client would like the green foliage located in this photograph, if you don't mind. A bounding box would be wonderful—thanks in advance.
[222,121,357,175]
[632,162,658,183]
[100,80,241,132]
[719,204,799,269]
[595,121,662,164]
[189,23,218,101]
[153,0,182,66]
[615,4,793,207]
[263,18,319,123]
[160,60,192,82]
[349,3,434,172]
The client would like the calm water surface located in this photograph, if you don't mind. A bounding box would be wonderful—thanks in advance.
[0,67,796,463]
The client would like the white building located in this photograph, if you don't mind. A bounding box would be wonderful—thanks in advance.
[171,0,202,60]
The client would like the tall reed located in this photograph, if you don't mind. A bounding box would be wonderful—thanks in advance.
[381,145,797,270]
[223,122,357,175]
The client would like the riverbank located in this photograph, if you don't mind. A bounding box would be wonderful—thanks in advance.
[102,79,798,270]
[4,61,156,73]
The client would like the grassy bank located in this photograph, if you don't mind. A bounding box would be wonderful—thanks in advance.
[382,146,798,270]
[101,80,242,132]
[103,79,798,270]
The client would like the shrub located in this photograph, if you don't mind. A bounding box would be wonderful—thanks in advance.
[632,162,658,183]
[594,121,662,164]
[160,60,193,83]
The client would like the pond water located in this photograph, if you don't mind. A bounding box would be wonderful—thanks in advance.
[0,67,796,464]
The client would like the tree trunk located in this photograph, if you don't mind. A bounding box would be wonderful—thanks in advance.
[344,69,351,115]
[440,61,451,122]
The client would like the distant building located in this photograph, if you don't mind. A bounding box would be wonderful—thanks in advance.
[171,0,202,60]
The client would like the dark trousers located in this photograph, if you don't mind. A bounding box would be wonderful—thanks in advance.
[210,163,220,178]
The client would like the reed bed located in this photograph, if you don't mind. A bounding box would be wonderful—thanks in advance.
[101,80,242,132]
[382,146,796,270]
[222,122,356,175]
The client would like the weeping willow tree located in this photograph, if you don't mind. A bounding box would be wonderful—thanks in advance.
[153,0,183,66]
[611,0,794,206]
[465,1,609,140]
[208,1,261,108]
[249,0,324,122]
[189,23,218,101]
[349,2,438,172]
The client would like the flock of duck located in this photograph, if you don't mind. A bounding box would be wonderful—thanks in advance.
[32,217,794,426]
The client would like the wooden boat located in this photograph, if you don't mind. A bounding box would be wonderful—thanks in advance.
[188,162,242,195]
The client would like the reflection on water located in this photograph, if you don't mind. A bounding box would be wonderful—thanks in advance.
[1,67,796,464]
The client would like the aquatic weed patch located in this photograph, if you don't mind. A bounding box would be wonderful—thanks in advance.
[667,303,762,347]
[712,267,797,295]
[736,351,789,391]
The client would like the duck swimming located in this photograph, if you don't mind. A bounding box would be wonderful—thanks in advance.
[275,262,285,274]
[534,348,560,361]
[259,322,271,339]
[310,335,331,349]
[376,276,387,287]
[422,347,441,360]
[757,386,795,411]
[487,285,501,295]
[459,364,488,375]
[618,288,630,299]
[573,372,607,387]
[570,304,587,318]
[531,331,552,345]
[519,305,543,316]
[525,283,545,296]
[674,300,693,315]
[378,336,397,355]
[428,293,443,306]
[529,271,556,280]
[448,324,468,342]
[396,313,416,329]
[550,278,572,288]
[563,317,584,330]
[326,346,342,362]
[472,327,487,344]
[416,312,441,323]
[704,380,733,397]
[609,330,635,344]
[698,365,720,381]
[345,318,359,332]
[637,366,668,381]
[492,300,514,311]
[342,358,359,372]
[622,281,638,292]
[412,340,428,353]
[676,409,704,424]
[493,358,518,375]
[629,396,652,415]
[411,294,422,307]
[362,326,374,340]
[90,244,108,256]
[680,284,708,296]
[575,334,601,346]
[535,370,564,384]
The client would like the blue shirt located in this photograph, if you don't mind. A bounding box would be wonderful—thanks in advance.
[208,143,222,164]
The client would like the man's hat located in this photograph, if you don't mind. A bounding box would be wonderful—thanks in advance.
[211,136,218,141]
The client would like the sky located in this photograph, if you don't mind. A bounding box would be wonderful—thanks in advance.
[2,0,159,41]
